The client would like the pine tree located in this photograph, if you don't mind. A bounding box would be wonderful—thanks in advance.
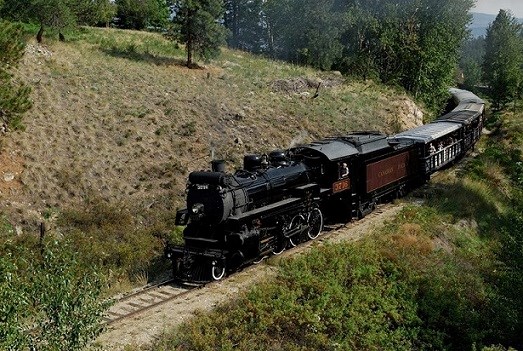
[172,0,228,67]
[224,0,265,53]
[0,20,31,130]
[115,0,170,30]
[2,0,75,42]
[483,9,523,109]
[75,0,117,27]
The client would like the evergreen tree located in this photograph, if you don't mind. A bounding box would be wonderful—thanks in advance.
[461,58,482,90]
[338,0,473,109]
[410,0,474,107]
[261,0,345,70]
[29,0,77,42]
[2,0,82,42]
[115,0,170,30]
[172,0,228,67]
[2,0,119,39]
[0,20,31,130]
[75,0,117,27]
[483,10,523,109]
[460,37,485,90]
[224,0,265,53]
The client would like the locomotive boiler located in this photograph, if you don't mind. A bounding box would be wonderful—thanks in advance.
[167,152,324,281]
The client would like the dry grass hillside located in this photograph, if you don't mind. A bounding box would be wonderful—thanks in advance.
[0,27,423,233]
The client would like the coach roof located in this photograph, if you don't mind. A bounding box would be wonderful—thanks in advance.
[390,122,461,144]
[449,88,485,105]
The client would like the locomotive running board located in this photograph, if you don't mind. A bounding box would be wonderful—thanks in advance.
[229,197,302,222]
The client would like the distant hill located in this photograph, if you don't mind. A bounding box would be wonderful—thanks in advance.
[470,12,523,38]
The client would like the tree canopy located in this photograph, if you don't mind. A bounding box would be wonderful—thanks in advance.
[0,20,31,129]
[75,0,117,27]
[222,0,474,110]
[224,0,265,53]
[115,0,170,30]
[1,0,117,41]
[172,0,228,67]
[482,9,523,109]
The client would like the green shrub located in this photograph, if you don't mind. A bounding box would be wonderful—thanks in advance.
[0,240,108,350]
[58,199,164,283]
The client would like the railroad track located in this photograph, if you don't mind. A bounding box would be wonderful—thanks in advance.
[103,280,200,325]
[102,202,397,326]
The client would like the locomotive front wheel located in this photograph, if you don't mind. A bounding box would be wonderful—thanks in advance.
[307,207,324,240]
[211,261,226,281]
[289,236,298,247]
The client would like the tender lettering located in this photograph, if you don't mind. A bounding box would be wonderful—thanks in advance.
[378,167,394,177]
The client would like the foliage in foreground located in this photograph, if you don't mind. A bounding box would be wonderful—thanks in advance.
[0,239,108,350]
[57,198,173,291]
[152,243,420,351]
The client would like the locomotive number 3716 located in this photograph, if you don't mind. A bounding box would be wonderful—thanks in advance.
[333,179,350,193]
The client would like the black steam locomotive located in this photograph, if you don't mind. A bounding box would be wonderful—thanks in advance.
[166,89,485,282]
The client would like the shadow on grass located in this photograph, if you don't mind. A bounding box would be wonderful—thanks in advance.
[101,45,188,67]
[416,181,504,239]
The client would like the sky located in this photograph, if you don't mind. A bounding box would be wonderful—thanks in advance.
[473,0,523,18]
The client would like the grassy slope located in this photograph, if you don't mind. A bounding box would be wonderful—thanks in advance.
[1,26,421,232]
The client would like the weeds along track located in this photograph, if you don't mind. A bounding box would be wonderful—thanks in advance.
[103,281,200,325]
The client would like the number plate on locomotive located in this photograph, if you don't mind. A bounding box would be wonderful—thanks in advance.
[333,179,350,193]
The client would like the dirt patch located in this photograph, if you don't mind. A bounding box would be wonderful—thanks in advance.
[25,43,54,59]
[0,151,24,197]
[387,97,424,133]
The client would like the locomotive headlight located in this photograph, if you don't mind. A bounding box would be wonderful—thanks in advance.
[191,203,204,215]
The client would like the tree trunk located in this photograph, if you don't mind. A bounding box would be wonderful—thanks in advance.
[37,25,44,43]
[187,38,193,67]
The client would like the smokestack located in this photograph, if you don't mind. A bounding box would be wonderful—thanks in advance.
[211,160,226,173]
